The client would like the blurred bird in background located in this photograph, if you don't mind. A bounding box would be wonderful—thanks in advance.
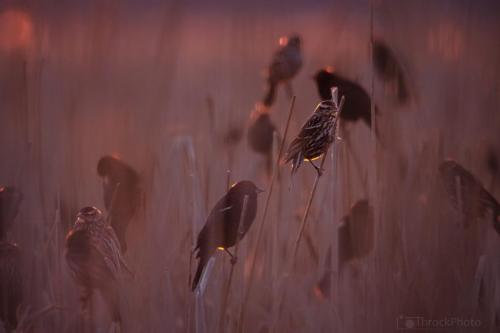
[97,155,142,253]
[439,160,500,233]
[0,186,23,240]
[192,181,263,291]
[485,147,498,191]
[262,34,303,107]
[373,39,410,105]
[0,242,22,333]
[0,186,23,333]
[285,98,342,176]
[247,106,278,177]
[313,68,377,138]
[338,200,374,270]
[65,206,131,328]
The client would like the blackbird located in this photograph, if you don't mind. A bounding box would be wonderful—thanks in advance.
[247,108,278,176]
[97,156,141,253]
[192,181,263,291]
[313,68,376,134]
[439,160,500,232]
[263,34,303,107]
[373,40,409,104]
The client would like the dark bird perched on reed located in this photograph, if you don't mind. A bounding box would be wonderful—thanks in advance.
[338,200,374,268]
[65,206,130,324]
[439,160,500,233]
[313,68,376,135]
[373,40,409,104]
[97,156,141,253]
[284,99,342,176]
[0,186,23,333]
[192,181,263,291]
[263,34,303,107]
[0,242,22,333]
[247,107,278,176]
[0,186,23,240]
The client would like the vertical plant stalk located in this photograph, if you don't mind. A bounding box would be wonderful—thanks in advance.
[237,96,296,333]
[291,90,345,267]
[273,89,344,331]
[171,137,206,333]
[271,131,281,284]
[205,95,216,208]
[216,168,232,329]
[218,195,249,333]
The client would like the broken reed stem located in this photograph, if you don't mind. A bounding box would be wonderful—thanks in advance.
[218,195,249,333]
[237,96,296,333]
[291,94,345,268]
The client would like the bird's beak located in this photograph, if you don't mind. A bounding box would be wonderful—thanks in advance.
[256,187,265,194]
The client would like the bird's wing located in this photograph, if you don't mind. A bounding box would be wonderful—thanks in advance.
[218,205,233,213]
[92,226,124,279]
[285,112,324,162]
[296,112,328,144]
[195,195,234,257]
[65,229,116,286]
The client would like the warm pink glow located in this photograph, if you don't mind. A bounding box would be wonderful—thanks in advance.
[427,22,464,61]
[0,10,33,52]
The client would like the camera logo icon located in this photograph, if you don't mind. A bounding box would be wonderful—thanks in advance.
[397,316,421,330]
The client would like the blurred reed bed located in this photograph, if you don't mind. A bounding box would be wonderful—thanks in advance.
[0,0,500,332]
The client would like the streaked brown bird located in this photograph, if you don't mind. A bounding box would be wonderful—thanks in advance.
[439,160,500,233]
[338,200,374,268]
[97,156,141,253]
[65,206,130,325]
[0,242,22,333]
[0,186,23,240]
[373,39,409,104]
[285,99,341,176]
[247,107,278,176]
[192,181,263,291]
[263,34,303,107]
[313,68,376,136]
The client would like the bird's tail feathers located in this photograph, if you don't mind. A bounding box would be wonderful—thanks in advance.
[192,253,209,291]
